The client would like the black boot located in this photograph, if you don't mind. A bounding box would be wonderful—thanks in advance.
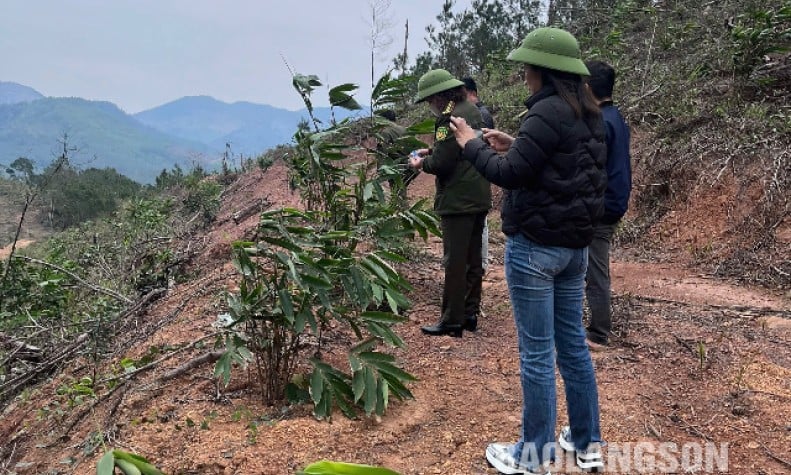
[464,314,478,332]
[421,322,463,337]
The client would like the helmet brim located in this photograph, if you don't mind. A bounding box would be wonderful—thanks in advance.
[415,78,465,102]
[507,47,590,76]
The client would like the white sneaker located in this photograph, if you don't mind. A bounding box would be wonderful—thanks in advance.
[558,426,604,472]
[485,443,550,475]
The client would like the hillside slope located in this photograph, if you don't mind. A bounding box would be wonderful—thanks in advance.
[0,155,788,474]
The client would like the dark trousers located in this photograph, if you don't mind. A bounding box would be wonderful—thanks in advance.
[440,212,487,325]
[585,222,617,344]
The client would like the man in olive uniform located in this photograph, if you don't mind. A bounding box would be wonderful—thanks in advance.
[408,69,492,337]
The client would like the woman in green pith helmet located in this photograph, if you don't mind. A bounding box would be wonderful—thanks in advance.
[407,69,491,338]
[449,28,606,474]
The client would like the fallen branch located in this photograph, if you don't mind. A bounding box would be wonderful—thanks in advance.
[672,333,696,356]
[624,293,791,318]
[763,443,791,470]
[160,350,224,381]
[13,255,132,304]
[0,333,89,404]
[97,332,220,385]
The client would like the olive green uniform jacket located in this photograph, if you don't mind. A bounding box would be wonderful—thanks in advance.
[421,100,492,216]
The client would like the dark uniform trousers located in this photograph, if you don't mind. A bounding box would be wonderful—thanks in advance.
[440,211,487,325]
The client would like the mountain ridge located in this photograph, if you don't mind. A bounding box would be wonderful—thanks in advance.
[0,81,45,105]
[0,81,367,183]
[0,97,215,184]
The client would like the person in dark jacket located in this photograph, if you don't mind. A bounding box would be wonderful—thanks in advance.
[584,60,632,349]
[462,77,495,129]
[450,28,606,473]
[408,69,491,338]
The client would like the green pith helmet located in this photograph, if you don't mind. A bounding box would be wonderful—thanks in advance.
[507,27,590,76]
[415,69,465,103]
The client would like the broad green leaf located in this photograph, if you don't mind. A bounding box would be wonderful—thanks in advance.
[360,311,407,324]
[351,335,380,353]
[310,368,324,405]
[363,366,377,415]
[406,118,436,134]
[352,369,365,402]
[214,352,232,386]
[377,378,388,415]
[299,273,334,289]
[97,451,115,475]
[278,289,294,323]
[260,236,303,253]
[299,460,401,475]
[375,250,407,263]
[366,322,405,348]
[361,257,389,283]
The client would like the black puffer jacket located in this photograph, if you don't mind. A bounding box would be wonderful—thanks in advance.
[462,86,607,248]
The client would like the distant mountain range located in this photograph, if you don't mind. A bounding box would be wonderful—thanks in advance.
[0,81,366,184]
[134,96,362,158]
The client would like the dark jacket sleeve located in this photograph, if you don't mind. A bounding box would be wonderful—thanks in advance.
[601,108,632,224]
[462,102,560,190]
[421,117,460,177]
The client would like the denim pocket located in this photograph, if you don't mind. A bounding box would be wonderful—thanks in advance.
[510,234,567,277]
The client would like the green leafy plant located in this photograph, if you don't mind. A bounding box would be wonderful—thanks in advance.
[97,449,166,475]
[298,461,401,475]
[216,74,439,419]
[731,4,791,74]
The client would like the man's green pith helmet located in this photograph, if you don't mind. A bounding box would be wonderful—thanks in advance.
[507,27,589,76]
[415,69,465,103]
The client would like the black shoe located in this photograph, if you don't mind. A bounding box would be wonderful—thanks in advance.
[464,314,478,332]
[421,322,463,338]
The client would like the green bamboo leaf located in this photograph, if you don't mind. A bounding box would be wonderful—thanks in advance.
[352,370,365,402]
[259,235,303,253]
[375,361,418,382]
[363,367,377,415]
[377,377,389,415]
[299,273,334,289]
[350,336,381,353]
[361,257,389,283]
[366,322,405,348]
[299,460,401,475]
[371,283,383,303]
[279,289,294,323]
[375,250,407,263]
[97,451,115,475]
[406,118,436,134]
[360,311,407,324]
[112,451,164,475]
[115,459,142,475]
[310,368,324,405]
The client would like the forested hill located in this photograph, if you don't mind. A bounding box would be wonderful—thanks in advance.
[0,97,213,184]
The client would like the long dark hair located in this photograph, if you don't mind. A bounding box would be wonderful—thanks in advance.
[537,66,601,131]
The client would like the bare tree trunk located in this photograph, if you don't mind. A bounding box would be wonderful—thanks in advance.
[547,0,557,25]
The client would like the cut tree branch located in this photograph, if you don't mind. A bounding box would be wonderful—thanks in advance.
[13,255,132,304]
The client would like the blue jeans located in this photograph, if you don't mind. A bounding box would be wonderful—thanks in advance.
[505,234,602,467]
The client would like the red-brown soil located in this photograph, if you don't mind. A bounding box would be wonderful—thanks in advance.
[1,161,789,475]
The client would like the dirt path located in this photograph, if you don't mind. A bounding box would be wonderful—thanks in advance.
[0,239,34,259]
[610,261,789,311]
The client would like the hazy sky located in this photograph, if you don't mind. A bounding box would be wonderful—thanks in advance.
[1,0,472,113]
